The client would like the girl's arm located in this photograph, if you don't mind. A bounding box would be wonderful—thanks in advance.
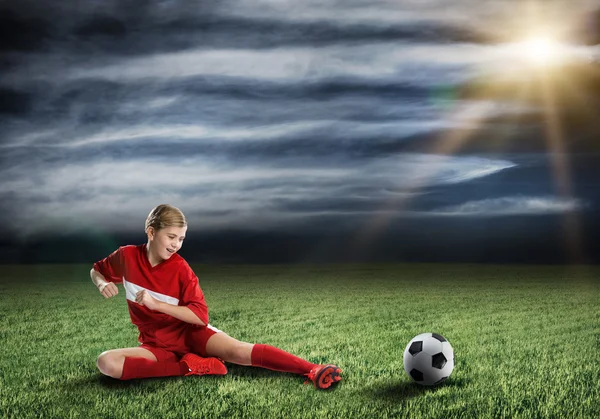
[90,268,119,298]
[135,290,206,326]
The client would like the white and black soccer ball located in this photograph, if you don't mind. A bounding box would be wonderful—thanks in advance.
[403,333,454,386]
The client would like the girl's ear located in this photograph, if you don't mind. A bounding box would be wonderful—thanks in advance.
[147,227,154,240]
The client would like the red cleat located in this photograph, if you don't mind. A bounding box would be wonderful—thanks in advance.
[180,353,227,376]
[305,364,342,389]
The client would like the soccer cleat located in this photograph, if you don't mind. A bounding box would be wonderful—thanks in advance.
[180,353,228,376]
[304,364,342,389]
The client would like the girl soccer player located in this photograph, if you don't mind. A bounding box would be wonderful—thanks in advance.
[91,204,342,389]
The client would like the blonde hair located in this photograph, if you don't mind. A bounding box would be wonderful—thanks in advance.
[145,204,187,232]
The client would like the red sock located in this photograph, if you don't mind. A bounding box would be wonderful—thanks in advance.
[250,344,317,375]
[119,357,189,380]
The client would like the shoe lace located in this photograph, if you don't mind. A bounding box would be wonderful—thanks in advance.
[186,359,213,375]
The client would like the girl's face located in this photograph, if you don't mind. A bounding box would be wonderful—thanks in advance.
[147,225,187,262]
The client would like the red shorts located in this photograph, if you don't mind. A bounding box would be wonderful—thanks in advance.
[140,324,222,362]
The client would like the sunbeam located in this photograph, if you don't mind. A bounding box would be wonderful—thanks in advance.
[537,69,586,264]
[347,97,495,260]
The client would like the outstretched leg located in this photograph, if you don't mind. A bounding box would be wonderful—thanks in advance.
[205,332,314,373]
[201,332,342,389]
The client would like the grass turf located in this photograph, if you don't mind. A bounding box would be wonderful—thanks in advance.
[0,263,598,418]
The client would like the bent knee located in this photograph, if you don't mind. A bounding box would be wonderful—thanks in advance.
[97,351,124,379]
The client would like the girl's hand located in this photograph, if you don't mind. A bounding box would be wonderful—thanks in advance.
[136,290,160,311]
[99,282,118,299]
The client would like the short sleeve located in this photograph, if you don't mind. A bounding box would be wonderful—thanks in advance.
[180,267,209,325]
[93,247,125,284]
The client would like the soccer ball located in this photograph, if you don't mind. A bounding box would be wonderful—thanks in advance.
[403,333,454,386]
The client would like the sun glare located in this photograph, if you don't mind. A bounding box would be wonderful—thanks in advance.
[518,35,563,67]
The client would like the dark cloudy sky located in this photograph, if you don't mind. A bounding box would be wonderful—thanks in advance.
[1,0,600,264]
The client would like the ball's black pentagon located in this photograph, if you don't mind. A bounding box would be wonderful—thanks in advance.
[409,341,423,355]
[433,376,448,385]
[409,368,424,382]
[431,352,447,369]
[431,333,447,342]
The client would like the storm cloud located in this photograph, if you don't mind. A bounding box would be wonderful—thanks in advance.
[1,0,599,263]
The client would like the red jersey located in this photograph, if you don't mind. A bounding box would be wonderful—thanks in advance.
[93,244,209,353]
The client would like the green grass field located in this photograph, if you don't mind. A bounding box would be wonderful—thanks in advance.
[1,263,599,418]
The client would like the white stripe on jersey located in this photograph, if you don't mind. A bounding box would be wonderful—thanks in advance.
[123,278,180,306]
